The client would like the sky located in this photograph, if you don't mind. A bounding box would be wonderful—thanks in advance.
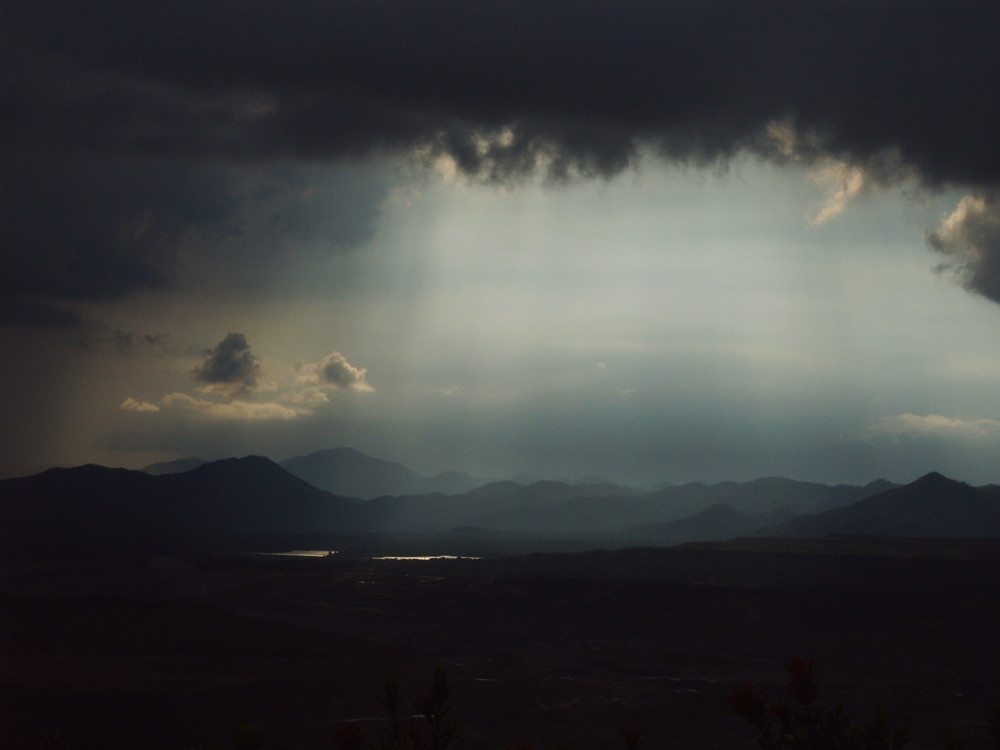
[3,1,1000,487]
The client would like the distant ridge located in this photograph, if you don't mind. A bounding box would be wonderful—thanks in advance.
[763,472,1000,538]
[280,447,486,499]
[4,446,997,546]
[142,457,208,475]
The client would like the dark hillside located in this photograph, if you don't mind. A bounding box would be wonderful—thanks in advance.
[0,457,363,540]
[765,472,1000,538]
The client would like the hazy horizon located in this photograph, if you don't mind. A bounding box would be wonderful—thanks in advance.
[4,2,999,487]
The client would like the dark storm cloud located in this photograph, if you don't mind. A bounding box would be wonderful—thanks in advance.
[192,333,261,395]
[0,295,87,330]
[0,153,224,305]
[4,1,1000,304]
[101,330,169,355]
[0,148,385,314]
[8,1,998,183]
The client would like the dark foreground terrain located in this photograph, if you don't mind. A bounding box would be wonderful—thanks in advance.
[2,537,999,749]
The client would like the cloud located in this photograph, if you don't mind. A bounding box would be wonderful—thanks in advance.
[4,1,1000,304]
[280,387,331,407]
[78,329,170,355]
[294,352,374,392]
[866,413,1000,440]
[808,162,869,226]
[925,194,1000,304]
[120,397,160,413]
[160,393,305,421]
[120,340,367,427]
[9,2,998,185]
[192,333,261,395]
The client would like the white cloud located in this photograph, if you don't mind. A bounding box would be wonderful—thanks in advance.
[294,351,374,392]
[764,118,906,226]
[765,118,824,161]
[118,344,371,427]
[866,413,1000,440]
[280,387,331,406]
[120,397,160,412]
[808,161,867,225]
[160,393,307,420]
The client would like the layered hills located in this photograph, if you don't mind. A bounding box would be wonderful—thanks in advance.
[2,448,999,547]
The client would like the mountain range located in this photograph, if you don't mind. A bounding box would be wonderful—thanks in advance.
[0,456,364,539]
[142,447,487,499]
[1,448,998,546]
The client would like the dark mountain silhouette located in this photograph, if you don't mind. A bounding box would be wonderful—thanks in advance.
[280,447,485,499]
[5,446,994,546]
[763,472,1000,538]
[0,456,364,539]
[142,457,208,475]
[0,464,163,537]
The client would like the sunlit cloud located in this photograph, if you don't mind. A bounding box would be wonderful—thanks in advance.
[865,413,1000,440]
[279,387,331,407]
[808,162,867,225]
[118,341,371,429]
[764,118,907,226]
[160,393,306,421]
[294,351,374,392]
[765,118,823,161]
[120,397,160,413]
[926,193,1000,304]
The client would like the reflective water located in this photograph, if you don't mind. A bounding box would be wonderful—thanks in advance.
[370,555,478,561]
[248,551,479,560]
[253,550,337,558]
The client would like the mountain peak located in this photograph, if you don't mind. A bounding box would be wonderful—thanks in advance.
[185,455,285,478]
[911,471,965,490]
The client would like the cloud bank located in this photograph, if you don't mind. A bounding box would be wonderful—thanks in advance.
[4,1,1000,310]
[121,336,373,425]
[867,413,1000,440]
[159,393,304,422]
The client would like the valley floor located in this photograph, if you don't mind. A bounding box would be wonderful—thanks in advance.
[2,538,999,749]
